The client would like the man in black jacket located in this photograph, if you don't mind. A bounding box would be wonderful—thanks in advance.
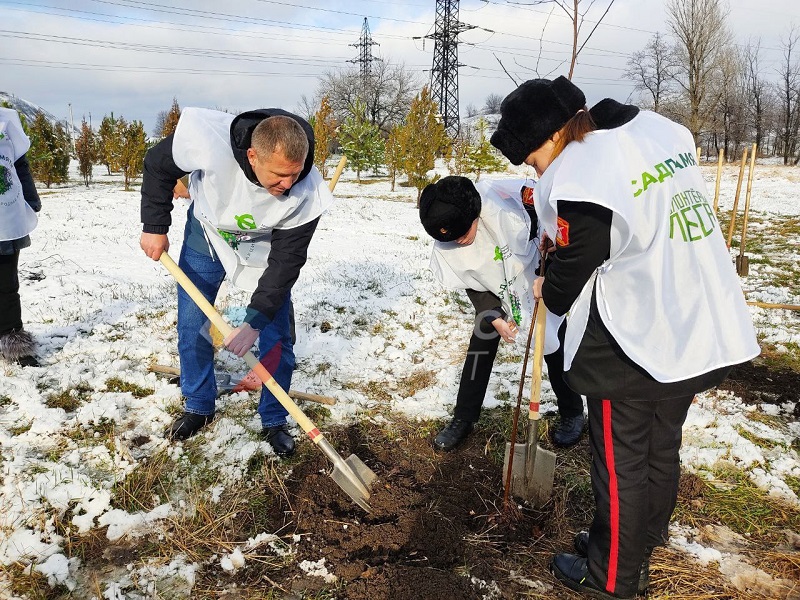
[140,108,332,456]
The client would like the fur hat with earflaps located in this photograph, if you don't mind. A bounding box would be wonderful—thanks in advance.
[490,76,586,165]
[419,176,482,242]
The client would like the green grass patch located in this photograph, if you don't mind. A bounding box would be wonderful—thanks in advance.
[675,465,800,538]
[0,395,11,407]
[112,450,177,512]
[105,377,154,398]
[785,475,800,497]
[735,424,782,450]
[45,381,93,412]
[757,341,800,372]
[8,421,32,436]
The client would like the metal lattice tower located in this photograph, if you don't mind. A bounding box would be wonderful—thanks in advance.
[349,17,380,79]
[428,0,474,136]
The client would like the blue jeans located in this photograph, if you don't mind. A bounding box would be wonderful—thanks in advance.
[177,244,293,428]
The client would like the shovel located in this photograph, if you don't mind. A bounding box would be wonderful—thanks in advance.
[503,298,556,506]
[736,143,757,276]
[159,252,376,511]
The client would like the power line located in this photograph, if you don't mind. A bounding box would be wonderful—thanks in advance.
[349,17,381,79]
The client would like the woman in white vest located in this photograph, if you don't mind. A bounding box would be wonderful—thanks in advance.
[419,175,584,452]
[491,77,759,599]
[0,107,41,367]
[140,108,333,456]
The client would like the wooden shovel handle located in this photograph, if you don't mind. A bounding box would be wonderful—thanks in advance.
[328,156,347,192]
[159,252,322,440]
[527,299,548,421]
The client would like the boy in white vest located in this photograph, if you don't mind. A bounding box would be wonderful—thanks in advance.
[492,77,759,599]
[140,108,333,457]
[0,107,41,367]
[419,175,584,452]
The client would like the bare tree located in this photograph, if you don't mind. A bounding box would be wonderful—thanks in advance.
[743,40,770,153]
[316,61,420,134]
[667,0,731,144]
[498,0,615,81]
[483,93,504,114]
[713,48,747,160]
[623,32,677,113]
[777,26,800,164]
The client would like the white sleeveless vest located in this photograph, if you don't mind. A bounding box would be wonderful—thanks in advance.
[429,178,562,354]
[0,108,38,241]
[171,107,333,292]
[535,111,759,382]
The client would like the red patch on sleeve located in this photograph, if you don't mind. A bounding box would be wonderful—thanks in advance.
[556,216,570,247]
[520,185,535,206]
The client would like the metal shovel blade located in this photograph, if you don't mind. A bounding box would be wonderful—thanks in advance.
[331,455,377,512]
[503,441,529,498]
[318,436,377,512]
[525,444,556,506]
[736,255,749,276]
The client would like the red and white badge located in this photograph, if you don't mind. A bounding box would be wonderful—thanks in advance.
[556,216,570,246]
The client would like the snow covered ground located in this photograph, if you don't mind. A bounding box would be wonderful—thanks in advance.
[0,159,798,597]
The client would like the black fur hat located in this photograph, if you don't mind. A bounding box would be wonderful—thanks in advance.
[490,76,586,165]
[419,176,481,242]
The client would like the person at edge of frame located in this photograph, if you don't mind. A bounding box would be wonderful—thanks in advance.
[140,107,333,458]
[0,106,42,368]
[490,76,759,599]
[419,175,585,452]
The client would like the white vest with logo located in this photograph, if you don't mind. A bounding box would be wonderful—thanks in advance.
[0,108,38,241]
[535,111,759,382]
[429,178,562,354]
[171,107,334,292]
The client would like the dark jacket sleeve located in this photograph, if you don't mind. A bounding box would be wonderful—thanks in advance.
[140,134,189,234]
[14,155,41,212]
[542,201,612,317]
[466,289,505,322]
[244,217,320,329]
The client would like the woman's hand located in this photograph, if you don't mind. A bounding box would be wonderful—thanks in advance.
[533,276,544,300]
[492,318,519,343]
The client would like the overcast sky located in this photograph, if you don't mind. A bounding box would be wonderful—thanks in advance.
[2,0,798,135]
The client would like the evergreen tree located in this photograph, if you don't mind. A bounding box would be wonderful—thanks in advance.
[119,119,147,191]
[339,99,384,183]
[399,87,448,204]
[469,118,506,181]
[75,118,96,187]
[161,97,181,138]
[28,111,69,188]
[98,114,121,175]
[384,125,404,192]
[312,96,337,178]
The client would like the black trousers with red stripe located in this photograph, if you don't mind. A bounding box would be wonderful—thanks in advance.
[585,394,694,598]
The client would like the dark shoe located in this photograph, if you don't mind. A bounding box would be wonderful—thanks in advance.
[262,424,296,457]
[550,553,635,599]
[16,355,40,367]
[573,531,650,595]
[432,418,474,451]
[166,412,215,440]
[553,413,585,447]
[0,329,36,362]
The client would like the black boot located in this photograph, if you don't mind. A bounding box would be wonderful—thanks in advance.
[166,412,215,440]
[262,424,296,457]
[553,414,585,447]
[573,531,650,595]
[0,329,36,364]
[432,418,474,451]
[550,553,635,600]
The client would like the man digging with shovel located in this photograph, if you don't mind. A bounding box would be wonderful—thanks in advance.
[140,108,333,457]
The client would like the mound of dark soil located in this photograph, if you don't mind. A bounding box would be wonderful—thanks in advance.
[719,361,800,416]
[277,423,561,600]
